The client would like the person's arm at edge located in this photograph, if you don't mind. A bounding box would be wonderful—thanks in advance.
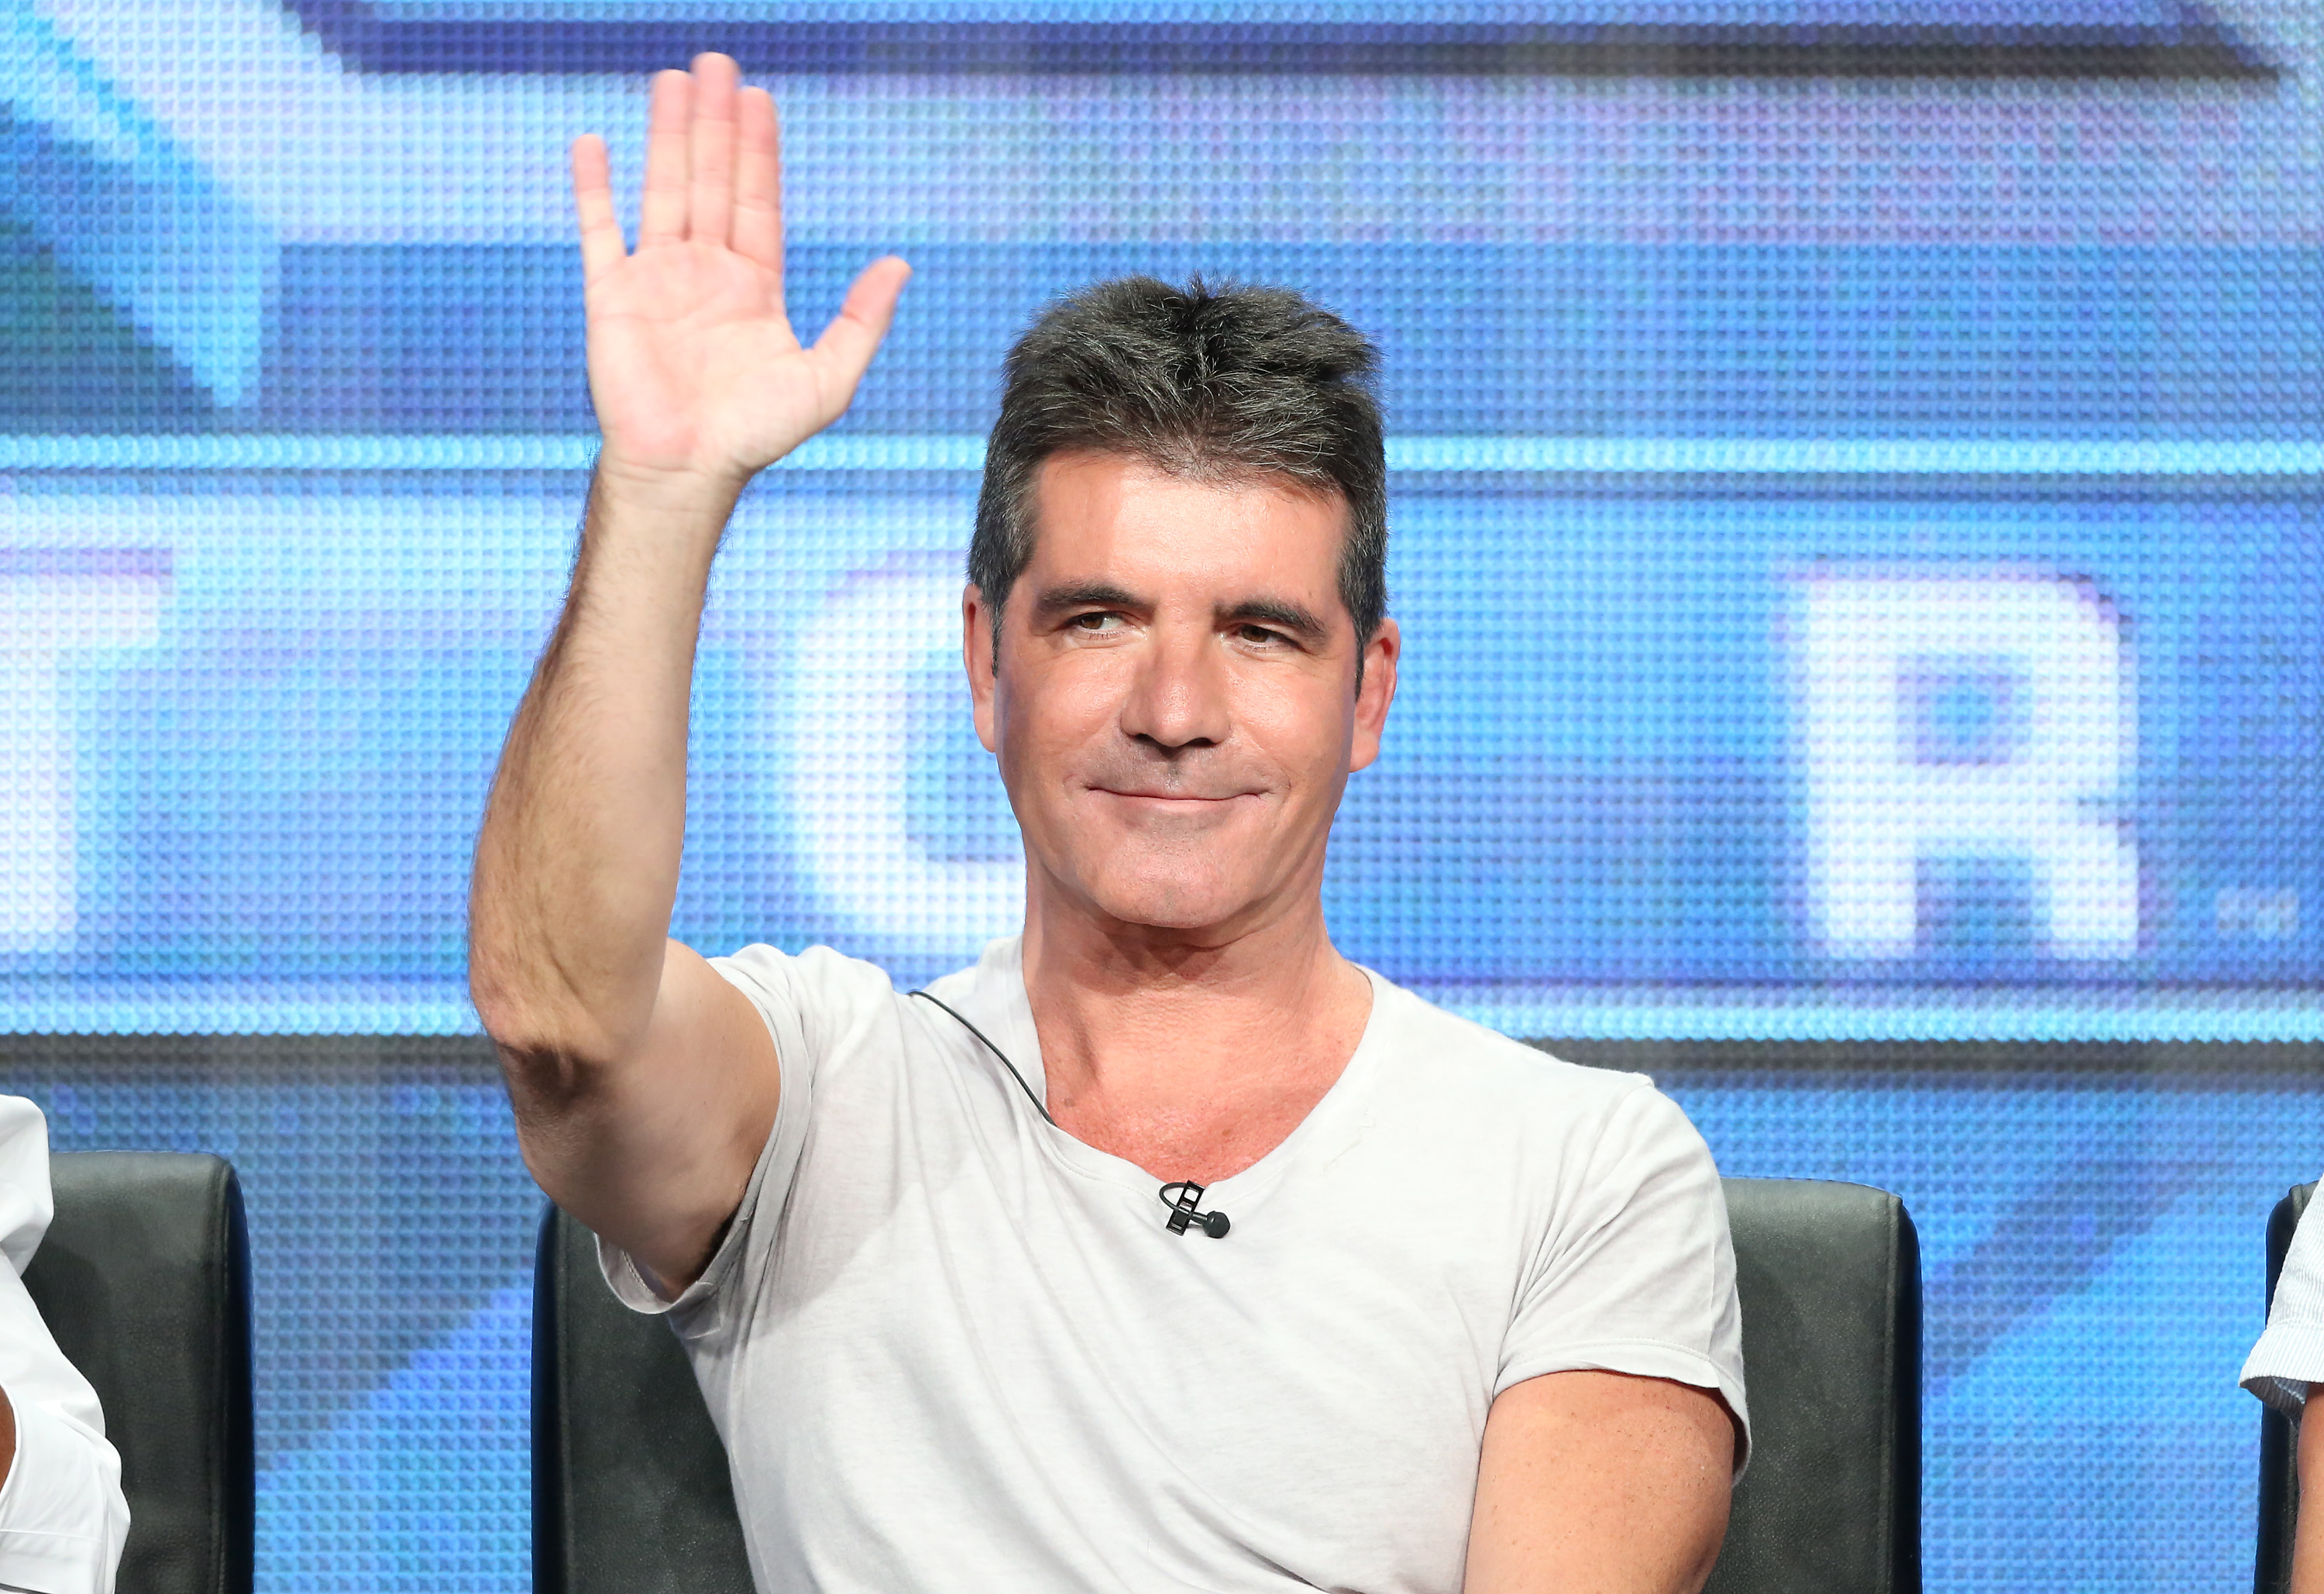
[1462,1369,1733,1594]
[467,54,906,1294]
[2295,1392,2324,1594]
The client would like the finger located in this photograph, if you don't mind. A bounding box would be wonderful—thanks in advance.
[638,68,692,246]
[810,256,912,397]
[570,134,626,285]
[731,87,783,285]
[686,53,740,250]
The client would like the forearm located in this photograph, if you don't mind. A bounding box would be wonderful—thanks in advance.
[475,57,896,1271]
[2295,1393,2324,1594]
[469,465,739,1069]
[480,57,901,1077]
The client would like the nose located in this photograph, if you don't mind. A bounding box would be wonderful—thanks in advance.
[1118,620,1232,754]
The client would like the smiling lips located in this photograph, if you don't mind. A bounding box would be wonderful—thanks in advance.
[1090,786,1256,809]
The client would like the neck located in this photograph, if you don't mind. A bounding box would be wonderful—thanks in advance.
[1017,880,1372,1174]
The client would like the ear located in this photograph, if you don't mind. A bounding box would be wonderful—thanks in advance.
[1348,617,1401,774]
[964,583,1000,754]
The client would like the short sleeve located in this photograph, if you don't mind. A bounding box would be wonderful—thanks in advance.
[0,1095,129,1592]
[0,1398,129,1594]
[594,943,889,1340]
[2243,1184,2324,1420]
[1498,1081,1750,1472]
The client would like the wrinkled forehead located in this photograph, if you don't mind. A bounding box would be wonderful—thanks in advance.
[1022,451,1350,603]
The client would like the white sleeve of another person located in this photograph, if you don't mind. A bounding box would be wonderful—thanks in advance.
[2243,1180,2324,1421]
[0,1096,129,1594]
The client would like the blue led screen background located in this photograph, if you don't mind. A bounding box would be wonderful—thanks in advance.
[2,0,2321,1586]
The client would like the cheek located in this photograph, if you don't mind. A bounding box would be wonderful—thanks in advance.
[995,661,1119,772]
[1241,685,1356,784]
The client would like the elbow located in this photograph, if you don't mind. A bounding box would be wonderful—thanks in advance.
[486,1032,605,1116]
[469,945,548,1063]
[469,957,628,1105]
[477,1019,618,1111]
[467,901,662,1084]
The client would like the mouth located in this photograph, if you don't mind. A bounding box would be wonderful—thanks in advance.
[1088,787,1257,813]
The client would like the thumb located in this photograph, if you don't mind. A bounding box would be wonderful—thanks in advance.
[810,256,911,404]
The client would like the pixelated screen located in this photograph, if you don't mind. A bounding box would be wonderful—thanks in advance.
[2,0,2319,1587]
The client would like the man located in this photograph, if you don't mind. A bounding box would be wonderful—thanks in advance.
[472,52,1745,1593]
[0,1095,129,1594]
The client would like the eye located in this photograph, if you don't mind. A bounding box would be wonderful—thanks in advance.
[1235,624,1289,648]
[1070,611,1124,634]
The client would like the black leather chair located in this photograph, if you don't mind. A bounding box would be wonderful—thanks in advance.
[2257,1180,2314,1594]
[1710,1179,1920,1594]
[534,1209,753,1594]
[23,1153,254,1594]
[535,1176,1920,1594]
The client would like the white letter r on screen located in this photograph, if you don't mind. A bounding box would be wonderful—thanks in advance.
[1789,568,2138,959]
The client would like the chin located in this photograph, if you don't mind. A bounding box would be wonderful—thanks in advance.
[1080,851,1263,933]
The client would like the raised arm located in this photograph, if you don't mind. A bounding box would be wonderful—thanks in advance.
[469,54,906,1293]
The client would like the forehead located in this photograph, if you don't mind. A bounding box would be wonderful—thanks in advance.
[1024,452,1346,594]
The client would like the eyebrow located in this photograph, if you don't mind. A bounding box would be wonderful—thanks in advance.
[1220,596,1332,646]
[1030,581,1141,619]
[1030,582,1335,647]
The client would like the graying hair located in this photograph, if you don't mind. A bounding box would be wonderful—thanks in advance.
[970,277,1387,658]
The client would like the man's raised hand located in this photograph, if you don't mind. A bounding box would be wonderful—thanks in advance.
[572,54,909,493]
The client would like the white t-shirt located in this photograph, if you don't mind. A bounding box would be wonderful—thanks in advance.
[2244,1180,2324,1418]
[604,937,1748,1594]
[0,1095,129,1594]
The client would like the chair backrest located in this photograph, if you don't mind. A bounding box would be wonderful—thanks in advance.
[533,1208,755,1594]
[24,1152,253,1594]
[535,1176,1921,1594]
[1709,1178,1921,1594]
[2257,1181,2314,1594]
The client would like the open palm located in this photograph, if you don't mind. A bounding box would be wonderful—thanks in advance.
[573,56,909,486]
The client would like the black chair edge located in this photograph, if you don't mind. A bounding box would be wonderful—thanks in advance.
[1893,1204,1925,1594]
[212,1163,257,1594]
[535,1204,572,1594]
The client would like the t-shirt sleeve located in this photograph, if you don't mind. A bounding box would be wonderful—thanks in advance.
[1497,1080,1751,1472]
[0,1095,130,1594]
[594,943,883,1338]
[2243,1184,2324,1420]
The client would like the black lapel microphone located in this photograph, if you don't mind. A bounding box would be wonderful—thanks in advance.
[1160,1181,1231,1238]
[909,989,1233,1239]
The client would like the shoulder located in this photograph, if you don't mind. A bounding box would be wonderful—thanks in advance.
[714,942,898,1005]
[0,1094,50,1182]
[1368,977,1662,1121]
[708,943,906,1060]
[0,1094,50,1273]
[1363,979,1710,1184]
[0,1093,45,1146]
[2280,1185,2324,1293]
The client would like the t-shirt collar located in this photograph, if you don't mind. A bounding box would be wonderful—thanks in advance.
[956,933,1396,1208]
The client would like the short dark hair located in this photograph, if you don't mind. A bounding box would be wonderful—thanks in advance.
[970,277,1387,655]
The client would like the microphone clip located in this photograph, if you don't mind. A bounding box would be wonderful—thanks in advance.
[1160,1181,1231,1238]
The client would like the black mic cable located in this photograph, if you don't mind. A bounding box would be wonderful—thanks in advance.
[908,988,1231,1238]
[908,988,1054,1126]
